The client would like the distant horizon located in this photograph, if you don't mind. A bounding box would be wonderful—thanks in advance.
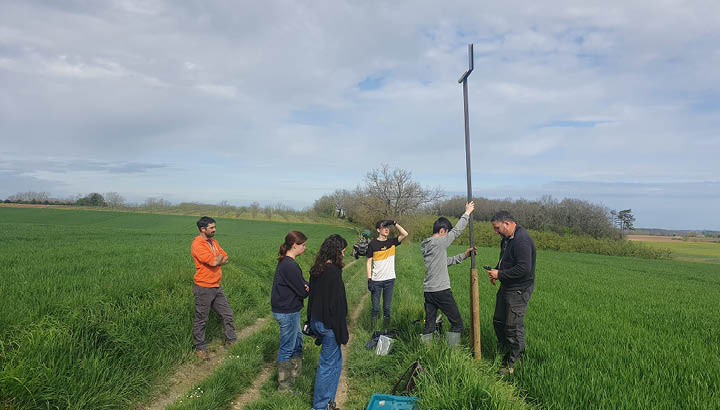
[3,191,718,233]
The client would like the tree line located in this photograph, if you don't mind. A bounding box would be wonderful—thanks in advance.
[5,166,636,239]
[312,165,634,239]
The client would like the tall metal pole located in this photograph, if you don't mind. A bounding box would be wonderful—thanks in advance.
[458,44,481,360]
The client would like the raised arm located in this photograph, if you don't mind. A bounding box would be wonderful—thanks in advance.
[395,222,409,242]
[436,201,475,248]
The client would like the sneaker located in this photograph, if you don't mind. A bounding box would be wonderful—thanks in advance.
[224,339,237,349]
[196,349,210,361]
[498,366,514,376]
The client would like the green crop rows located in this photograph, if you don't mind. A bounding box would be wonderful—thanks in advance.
[0,208,356,409]
[339,244,720,409]
[1,207,718,409]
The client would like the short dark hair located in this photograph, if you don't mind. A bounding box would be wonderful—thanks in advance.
[196,216,216,231]
[491,211,515,223]
[432,217,453,234]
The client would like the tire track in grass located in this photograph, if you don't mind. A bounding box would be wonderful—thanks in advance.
[230,363,273,409]
[336,259,362,408]
[140,316,268,410]
[335,289,369,409]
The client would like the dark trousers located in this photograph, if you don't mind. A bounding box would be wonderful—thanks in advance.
[370,279,395,319]
[193,285,237,350]
[493,284,534,366]
[423,289,464,333]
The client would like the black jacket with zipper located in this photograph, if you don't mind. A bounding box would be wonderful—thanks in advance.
[496,225,536,290]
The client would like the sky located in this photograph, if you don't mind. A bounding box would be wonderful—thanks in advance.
[1,1,719,230]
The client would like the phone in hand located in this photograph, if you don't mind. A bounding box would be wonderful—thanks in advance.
[483,265,492,270]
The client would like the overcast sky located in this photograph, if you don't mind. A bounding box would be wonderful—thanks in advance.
[1,1,719,230]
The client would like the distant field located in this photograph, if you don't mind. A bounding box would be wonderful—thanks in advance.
[628,235,720,264]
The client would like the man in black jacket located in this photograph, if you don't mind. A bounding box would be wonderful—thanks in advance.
[486,211,536,376]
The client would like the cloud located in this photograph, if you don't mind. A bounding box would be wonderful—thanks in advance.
[1,0,719,229]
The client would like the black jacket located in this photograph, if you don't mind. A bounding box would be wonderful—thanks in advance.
[307,264,348,345]
[271,257,308,313]
[497,225,536,290]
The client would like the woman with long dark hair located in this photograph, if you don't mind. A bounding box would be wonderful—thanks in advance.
[307,234,348,410]
[270,230,309,392]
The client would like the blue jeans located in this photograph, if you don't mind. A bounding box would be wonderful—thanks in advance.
[370,279,395,319]
[310,319,342,410]
[273,311,303,362]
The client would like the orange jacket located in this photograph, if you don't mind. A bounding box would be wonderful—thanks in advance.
[191,235,228,287]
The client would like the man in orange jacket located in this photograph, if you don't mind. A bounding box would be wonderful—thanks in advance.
[191,216,237,360]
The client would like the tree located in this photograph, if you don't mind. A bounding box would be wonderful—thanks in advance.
[249,201,260,218]
[143,197,171,209]
[76,193,106,207]
[617,209,635,231]
[104,192,125,208]
[7,191,49,203]
[361,164,443,218]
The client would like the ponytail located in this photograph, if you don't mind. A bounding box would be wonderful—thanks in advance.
[277,230,308,261]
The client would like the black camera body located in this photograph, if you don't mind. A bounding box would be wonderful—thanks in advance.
[381,220,396,228]
[302,321,315,337]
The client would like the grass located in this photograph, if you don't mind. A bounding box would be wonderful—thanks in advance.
[638,240,720,264]
[168,255,370,410]
[340,243,720,409]
[3,207,718,410]
[0,207,356,409]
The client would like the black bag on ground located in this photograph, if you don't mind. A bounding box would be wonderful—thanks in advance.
[392,361,424,396]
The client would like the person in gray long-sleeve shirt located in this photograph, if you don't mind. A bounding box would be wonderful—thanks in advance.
[420,201,476,346]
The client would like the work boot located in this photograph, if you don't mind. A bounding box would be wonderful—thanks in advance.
[327,401,340,410]
[370,316,377,332]
[420,333,433,344]
[445,331,461,347]
[277,360,292,392]
[498,366,514,376]
[195,349,209,361]
[383,317,391,334]
[289,356,302,382]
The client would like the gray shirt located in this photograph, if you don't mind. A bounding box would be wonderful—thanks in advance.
[421,214,469,292]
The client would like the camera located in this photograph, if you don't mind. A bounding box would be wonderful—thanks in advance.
[381,220,396,228]
[302,321,315,337]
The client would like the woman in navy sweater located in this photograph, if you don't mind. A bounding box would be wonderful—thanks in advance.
[270,230,309,392]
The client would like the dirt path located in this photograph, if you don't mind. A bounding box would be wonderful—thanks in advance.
[227,260,362,409]
[139,317,268,410]
[335,288,370,408]
[230,363,274,409]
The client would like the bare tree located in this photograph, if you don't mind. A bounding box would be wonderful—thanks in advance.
[362,164,444,217]
[104,192,126,208]
[7,191,50,203]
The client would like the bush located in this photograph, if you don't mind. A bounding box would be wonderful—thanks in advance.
[397,215,670,260]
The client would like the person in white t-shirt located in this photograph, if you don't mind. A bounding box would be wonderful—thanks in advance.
[366,219,408,333]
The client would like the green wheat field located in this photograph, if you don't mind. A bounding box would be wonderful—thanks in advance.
[1,207,718,409]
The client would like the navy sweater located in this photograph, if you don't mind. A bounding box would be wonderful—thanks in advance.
[271,256,309,313]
